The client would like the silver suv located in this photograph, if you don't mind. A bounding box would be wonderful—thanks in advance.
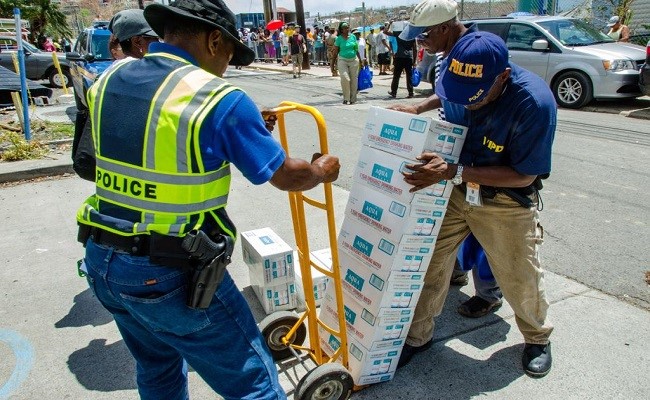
[467,16,647,108]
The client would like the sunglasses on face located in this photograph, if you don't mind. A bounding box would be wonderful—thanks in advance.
[416,24,442,41]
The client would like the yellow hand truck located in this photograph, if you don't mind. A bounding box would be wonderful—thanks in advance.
[257,101,357,400]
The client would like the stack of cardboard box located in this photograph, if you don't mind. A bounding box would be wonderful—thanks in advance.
[318,107,467,385]
[241,227,297,314]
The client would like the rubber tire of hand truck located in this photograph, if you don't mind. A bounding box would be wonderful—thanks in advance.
[295,363,353,400]
[258,311,307,362]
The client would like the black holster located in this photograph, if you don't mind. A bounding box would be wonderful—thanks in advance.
[182,230,234,309]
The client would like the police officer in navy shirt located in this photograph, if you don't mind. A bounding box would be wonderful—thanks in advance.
[396,29,556,378]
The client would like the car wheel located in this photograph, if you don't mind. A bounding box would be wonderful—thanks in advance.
[552,71,593,109]
[48,68,71,88]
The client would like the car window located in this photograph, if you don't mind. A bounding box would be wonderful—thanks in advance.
[474,22,509,40]
[537,19,613,46]
[90,33,111,60]
[506,24,545,51]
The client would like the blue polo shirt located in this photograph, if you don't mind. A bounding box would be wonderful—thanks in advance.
[92,43,286,229]
[100,42,286,185]
[441,63,556,176]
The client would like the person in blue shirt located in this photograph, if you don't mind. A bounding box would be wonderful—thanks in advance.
[77,1,340,399]
[392,0,555,379]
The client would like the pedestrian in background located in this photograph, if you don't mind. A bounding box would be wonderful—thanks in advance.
[326,27,338,76]
[289,25,306,78]
[366,28,376,67]
[272,29,282,63]
[353,29,366,64]
[375,25,391,75]
[385,20,416,98]
[606,15,630,42]
[280,26,290,66]
[77,0,340,399]
[333,22,364,104]
[264,28,275,62]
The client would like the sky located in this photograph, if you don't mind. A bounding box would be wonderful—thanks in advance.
[223,1,420,16]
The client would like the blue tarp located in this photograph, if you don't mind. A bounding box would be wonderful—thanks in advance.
[0,65,52,106]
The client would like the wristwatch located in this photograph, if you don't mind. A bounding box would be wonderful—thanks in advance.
[451,164,464,185]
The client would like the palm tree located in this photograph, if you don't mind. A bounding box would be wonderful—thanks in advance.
[25,0,72,42]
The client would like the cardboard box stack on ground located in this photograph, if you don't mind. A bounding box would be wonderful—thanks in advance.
[241,227,297,314]
[319,107,467,385]
[294,248,332,307]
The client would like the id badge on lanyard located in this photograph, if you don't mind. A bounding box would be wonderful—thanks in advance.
[466,182,483,206]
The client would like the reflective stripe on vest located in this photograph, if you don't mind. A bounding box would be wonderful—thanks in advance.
[79,53,238,236]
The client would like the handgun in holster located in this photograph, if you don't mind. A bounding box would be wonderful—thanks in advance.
[181,230,234,309]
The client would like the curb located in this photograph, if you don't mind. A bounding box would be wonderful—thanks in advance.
[0,163,74,184]
[620,108,650,120]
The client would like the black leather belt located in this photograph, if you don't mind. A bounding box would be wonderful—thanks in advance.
[78,225,193,268]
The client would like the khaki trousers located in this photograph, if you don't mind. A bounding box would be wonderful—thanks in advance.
[407,186,553,346]
[338,56,359,103]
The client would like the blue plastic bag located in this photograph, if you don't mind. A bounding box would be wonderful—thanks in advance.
[411,69,421,87]
[358,66,373,91]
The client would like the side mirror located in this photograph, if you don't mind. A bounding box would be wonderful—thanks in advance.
[66,51,83,61]
[532,39,549,51]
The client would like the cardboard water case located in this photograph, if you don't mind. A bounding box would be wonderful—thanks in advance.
[294,249,331,306]
[241,227,295,285]
[338,217,435,281]
[345,184,448,243]
[338,251,424,316]
[319,326,402,385]
[251,280,298,314]
[362,106,467,160]
[352,146,458,204]
[319,286,415,350]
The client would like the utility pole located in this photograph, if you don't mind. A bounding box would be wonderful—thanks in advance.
[295,0,310,70]
[362,2,366,34]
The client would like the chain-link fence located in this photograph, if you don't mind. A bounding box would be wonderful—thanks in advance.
[317,0,647,38]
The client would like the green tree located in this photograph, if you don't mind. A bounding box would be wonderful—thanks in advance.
[0,0,71,41]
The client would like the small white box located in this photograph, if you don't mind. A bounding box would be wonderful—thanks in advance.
[362,107,468,160]
[252,280,298,314]
[338,218,435,281]
[353,146,459,204]
[319,327,402,385]
[294,250,331,306]
[345,184,447,243]
[319,287,414,350]
[339,252,424,315]
[241,228,295,285]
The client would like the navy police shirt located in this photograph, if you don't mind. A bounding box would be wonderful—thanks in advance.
[441,62,556,177]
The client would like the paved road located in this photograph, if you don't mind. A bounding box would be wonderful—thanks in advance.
[1,70,647,399]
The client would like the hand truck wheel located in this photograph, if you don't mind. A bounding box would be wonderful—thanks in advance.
[258,311,307,361]
[295,363,354,400]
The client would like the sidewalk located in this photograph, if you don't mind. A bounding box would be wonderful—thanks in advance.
[1,152,648,399]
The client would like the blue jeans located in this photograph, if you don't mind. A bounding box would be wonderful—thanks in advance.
[84,239,286,400]
[457,233,502,303]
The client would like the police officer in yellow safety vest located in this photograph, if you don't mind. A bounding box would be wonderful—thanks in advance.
[76,1,340,399]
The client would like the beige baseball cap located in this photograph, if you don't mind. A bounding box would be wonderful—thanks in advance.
[399,0,458,41]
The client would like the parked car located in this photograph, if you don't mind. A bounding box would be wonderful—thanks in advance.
[416,16,646,109]
[66,21,113,111]
[0,36,71,88]
[639,40,650,96]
